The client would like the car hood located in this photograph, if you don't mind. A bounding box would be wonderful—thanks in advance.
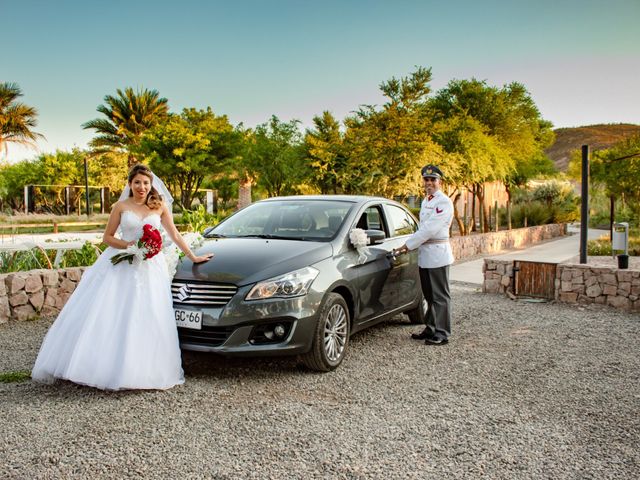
[173,237,333,286]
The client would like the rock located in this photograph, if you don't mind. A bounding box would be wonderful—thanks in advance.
[483,279,501,293]
[60,278,76,292]
[0,297,9,324]
[6,273,26,294]
[55,291,71,309]
[559,292,578,303]
[600,273,617,285]
[66,268,83,282]
[41,270,59,286]
[607,296,630,309]
[618,282,631,295]
[44,289,57,306]
[9,291,29,307]
[25,274,43,293]
[29,291,45,311]
[617,271,633,282]
[12,304,36,321]
[603,284,617,296]
[40,305,60,317]
[584,276,598,287]
[585,285,602,298]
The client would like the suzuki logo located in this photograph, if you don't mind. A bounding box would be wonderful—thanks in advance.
[177,284,190,301]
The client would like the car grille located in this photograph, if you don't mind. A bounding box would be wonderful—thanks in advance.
[178,325,236,346]
[171,279,237,307]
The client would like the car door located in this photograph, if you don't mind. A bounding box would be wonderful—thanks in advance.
[381,202,421,307]
[352,203,402,325]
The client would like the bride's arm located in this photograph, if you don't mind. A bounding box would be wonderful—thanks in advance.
[160,204,213,264]
[102,203,133,249]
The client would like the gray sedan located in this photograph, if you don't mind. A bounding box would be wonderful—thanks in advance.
[172,195,425,371]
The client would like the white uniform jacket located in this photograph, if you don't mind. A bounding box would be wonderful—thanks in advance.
[405,190,455,269]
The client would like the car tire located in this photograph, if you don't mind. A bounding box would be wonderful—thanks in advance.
[406,295,427,324]
[301,293,350,372]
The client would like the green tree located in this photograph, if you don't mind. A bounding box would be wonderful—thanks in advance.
[244,116,307,197]
[0,82,43,157]
[430,78,554,231]
[343,66,441,197]
[569,135,640,225]
[82,87,169,167]
[303,111,347,194]
[0,159,42,210]
[431,114,506,234]
[137,107,241,208]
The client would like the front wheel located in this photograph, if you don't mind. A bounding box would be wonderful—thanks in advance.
[301,293,350,372]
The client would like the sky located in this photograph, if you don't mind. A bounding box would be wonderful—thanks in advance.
[2,0,639,163]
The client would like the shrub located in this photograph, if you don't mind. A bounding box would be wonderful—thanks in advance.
[60,242,103,268]
[508,201,552,227]
[176,205,233,234]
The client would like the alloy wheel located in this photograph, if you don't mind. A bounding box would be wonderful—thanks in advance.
[323,304,348,362]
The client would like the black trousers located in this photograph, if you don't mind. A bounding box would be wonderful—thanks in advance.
[419,266,451,340]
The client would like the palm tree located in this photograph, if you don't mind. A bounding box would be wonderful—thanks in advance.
[0,82,44,157]
[82,87,169,166]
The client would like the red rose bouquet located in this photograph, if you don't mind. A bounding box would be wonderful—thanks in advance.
[111,224,163,265]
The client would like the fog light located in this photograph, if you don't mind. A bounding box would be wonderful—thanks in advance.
[248,321,292,344]
[273,324,286,338]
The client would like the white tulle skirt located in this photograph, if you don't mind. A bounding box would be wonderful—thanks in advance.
[31,247,184,391]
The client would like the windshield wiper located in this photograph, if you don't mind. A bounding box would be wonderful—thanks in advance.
[203,232,226,238]
[237,234,309,241]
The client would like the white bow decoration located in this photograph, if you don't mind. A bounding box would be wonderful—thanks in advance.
[349,228,369,265]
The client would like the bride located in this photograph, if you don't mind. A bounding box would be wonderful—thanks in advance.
[31,164,213,390]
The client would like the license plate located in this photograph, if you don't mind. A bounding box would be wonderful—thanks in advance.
[174,308,202,330]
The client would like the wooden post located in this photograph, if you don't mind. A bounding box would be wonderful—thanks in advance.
[495,200,499,232]
[65,187,71,215]
[84,158,90,218]
[238,177,252,210]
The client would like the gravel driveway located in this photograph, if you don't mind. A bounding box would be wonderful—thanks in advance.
[1,283,638,479]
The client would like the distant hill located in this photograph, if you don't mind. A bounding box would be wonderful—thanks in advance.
[545,123,640,171]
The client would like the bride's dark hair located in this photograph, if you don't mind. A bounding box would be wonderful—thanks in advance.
[127,164,163,208]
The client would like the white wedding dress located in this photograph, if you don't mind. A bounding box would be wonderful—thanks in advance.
[31,211,185,390]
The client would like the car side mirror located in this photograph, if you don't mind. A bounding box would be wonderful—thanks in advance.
[365,230,385,245]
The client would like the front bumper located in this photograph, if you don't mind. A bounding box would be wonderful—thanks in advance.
[174,285,323,357]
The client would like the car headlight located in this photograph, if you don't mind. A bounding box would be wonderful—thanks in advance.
[246,266,319,300]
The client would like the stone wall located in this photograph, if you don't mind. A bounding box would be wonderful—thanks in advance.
[451,224,566,261]
[483,259,640,312]
[0,268,87,323]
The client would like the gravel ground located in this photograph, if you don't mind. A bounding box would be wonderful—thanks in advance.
[1,283,639,479]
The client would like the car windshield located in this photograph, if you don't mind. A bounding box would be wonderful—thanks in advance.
[208,200,353,241]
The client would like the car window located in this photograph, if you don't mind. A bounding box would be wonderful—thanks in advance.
[211,200,353,240]
[355,205,387,237]
[385,204,418,237]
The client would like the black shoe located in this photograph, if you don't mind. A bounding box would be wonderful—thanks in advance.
[411,330,433,340]
[424,337,448,345]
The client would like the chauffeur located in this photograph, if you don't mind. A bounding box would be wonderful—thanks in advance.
[395,164,454,345]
